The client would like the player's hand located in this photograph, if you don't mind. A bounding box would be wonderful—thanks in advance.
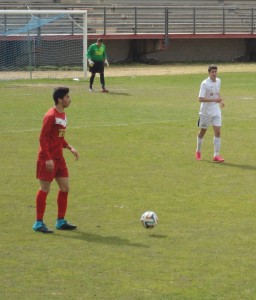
[220,102,225,108]
[105,60,109,67]
[88,59,94,67]
[46,160,54,172]
[70,147,79,161]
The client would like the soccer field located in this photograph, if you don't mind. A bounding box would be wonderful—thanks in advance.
[1,65,256,299]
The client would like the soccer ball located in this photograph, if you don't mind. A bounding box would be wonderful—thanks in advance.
[140,211,158,229]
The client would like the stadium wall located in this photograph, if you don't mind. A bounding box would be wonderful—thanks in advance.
[0,38,254,70]
[99,38,255,63]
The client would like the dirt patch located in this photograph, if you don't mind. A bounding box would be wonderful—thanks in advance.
[107,63,256,77]
[1,63,255,81]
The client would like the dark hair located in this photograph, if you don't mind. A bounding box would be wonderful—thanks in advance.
[53,87,69,104]
[208,65,217,73]
[97,38,103,43]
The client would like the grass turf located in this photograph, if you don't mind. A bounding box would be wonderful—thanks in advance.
[1,68,256,299]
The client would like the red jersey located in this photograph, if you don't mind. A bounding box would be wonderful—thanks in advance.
[38,107,68,160]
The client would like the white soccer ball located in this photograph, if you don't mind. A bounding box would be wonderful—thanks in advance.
[140,211,158,229]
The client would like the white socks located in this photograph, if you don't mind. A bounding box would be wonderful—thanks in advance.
[213,137,221,157]
[197,136,221,156]
[196,137,203,152]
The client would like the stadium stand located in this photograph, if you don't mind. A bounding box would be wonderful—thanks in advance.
[0,0,255,7]
[78,0,256,7]
[223,1,256,7]
[0,0,255,36]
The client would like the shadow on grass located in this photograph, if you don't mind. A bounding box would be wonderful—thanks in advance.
[57,230,149,248]
[149,234,168,239]
[220,162,256,170]
[89,90,130,96]
[105,91,130,96]
[204,160,256,170]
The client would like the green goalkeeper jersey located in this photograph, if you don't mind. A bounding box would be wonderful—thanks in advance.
[87,43,107,62]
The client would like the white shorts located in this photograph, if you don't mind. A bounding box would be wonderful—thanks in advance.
[198,115,222,129]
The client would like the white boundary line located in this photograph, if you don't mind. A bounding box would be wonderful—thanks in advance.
[3,111,256,134]
[0,120,181,134]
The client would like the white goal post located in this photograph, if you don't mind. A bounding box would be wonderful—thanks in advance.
[0,9,87,80]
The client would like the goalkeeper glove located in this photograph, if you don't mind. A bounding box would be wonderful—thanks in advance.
[88,59,94,67]
[105,60,109,67]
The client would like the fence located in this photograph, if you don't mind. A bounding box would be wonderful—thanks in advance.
[0,5,255,37]
[87,6,256,36]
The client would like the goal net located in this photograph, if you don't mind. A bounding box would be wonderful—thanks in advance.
[0,9,87,80]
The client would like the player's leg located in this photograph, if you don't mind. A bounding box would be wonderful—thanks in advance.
[55,176,69,220]
[55,175,77,230]
[196,115,208,160]
[33,181,54,233]
[35,180,50,219]
[212,115,224,162]
[89,73,95,91]
[213,125,224,162]
[98,61,108,92]
[100,71,108,92]
[196,128,207,160]
[33,160,54,233]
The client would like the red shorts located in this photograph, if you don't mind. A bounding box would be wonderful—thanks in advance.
[36,158,69,182]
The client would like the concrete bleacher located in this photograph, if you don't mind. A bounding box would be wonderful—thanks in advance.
[79,0,256,7]
[0,0,56,3]
[0,0,255,7]
[81,0,217,6]
[223,1,256,7]
[0,1,255,36]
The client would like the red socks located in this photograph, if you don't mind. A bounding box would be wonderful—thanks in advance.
[35,190,68,220]
[57,191,68,219]
[36,190,48,221]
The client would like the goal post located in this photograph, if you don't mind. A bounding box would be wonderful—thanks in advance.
[0,9,87,80]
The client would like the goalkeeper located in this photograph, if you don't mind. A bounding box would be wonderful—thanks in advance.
[87,38,109,92]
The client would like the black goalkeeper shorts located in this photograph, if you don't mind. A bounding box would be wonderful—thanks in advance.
[89,61,104,73]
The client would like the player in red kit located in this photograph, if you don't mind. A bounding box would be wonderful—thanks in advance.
[33,87,79,233]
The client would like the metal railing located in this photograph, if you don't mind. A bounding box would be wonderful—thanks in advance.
[87,6,256,36]
[0,5,255,37]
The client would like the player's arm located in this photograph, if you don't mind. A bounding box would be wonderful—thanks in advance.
[87,46,94,66]
[39,115,54,161]
[199,97,223,103]
[103,45,109,67]
[39,115,55,172]
[218,95,225,108]
[45,160,54,172]
[198,83,222,103]
[64,141,79,160]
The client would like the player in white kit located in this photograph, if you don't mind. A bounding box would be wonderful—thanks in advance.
[195,65,225,162]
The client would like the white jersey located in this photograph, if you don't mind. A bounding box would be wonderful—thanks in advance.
[198,77,221,116]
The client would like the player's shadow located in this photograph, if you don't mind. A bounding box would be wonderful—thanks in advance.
[149,234,168,239]
[57,230,149,248]
[222,162,256,170]
[107,91,130,96]
[207,161,256,170]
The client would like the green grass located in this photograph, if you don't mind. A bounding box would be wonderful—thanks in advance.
[1,68,256,299]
